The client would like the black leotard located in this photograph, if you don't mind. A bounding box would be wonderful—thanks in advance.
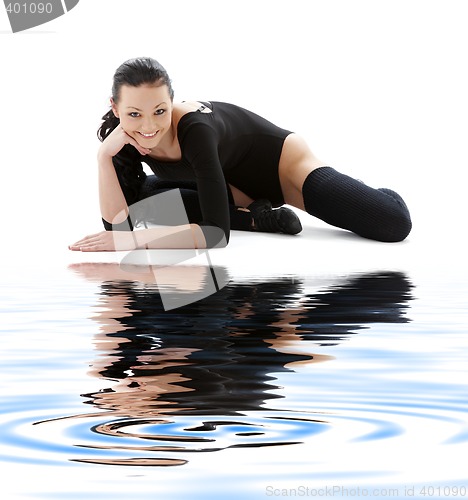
[142,101,292,245]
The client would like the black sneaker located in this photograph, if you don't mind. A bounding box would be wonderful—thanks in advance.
[248,199,302,235]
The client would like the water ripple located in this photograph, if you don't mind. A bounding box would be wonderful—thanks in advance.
[0,406,329,466]
[2,392,467,468]
[2,268,468,485]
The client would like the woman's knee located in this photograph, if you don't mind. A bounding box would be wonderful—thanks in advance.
[300,167,412,243]
[376,188,412,242]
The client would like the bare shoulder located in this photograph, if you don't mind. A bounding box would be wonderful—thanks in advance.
[171,101,212,128]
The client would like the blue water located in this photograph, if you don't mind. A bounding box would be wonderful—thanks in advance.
[1,260,467,499]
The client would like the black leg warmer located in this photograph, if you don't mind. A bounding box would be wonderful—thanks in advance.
[302,167,412,242]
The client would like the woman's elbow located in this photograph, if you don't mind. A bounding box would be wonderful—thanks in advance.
[200,225,230,248]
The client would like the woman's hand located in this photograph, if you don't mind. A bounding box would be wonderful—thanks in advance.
[69,231,137,252]
[99,125,152,159]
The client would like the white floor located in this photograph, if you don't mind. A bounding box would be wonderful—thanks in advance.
[61,208,454,281]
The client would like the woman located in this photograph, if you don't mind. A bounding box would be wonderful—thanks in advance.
[69,57,411,251]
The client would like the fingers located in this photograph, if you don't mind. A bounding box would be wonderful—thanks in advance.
[120,128,152,156]
[69,231,136,252]
[68,242,100,252]
[69,242,109,252]
[68,232,112,252]
[101,126,152,158]
[128,137,152,156]
[74,244,106,252]
[69,232,102,247]
[106,126,152,156]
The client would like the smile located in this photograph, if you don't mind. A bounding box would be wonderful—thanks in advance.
[138,131,158,138]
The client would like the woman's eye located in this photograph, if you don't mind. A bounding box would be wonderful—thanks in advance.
[128,110,165,118]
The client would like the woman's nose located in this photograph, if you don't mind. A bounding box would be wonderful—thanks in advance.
[142,118,157,132]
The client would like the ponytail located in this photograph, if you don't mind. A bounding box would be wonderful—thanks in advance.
[97,109,120,142]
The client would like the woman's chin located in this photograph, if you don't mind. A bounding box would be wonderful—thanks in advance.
[136,138,159,151]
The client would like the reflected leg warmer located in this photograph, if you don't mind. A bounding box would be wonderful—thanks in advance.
[302,167,412,242]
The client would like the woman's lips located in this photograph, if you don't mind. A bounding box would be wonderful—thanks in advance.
[138,131,158,138]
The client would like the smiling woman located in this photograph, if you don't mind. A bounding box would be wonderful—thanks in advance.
[114,85,174,155]
[69,57,411,252]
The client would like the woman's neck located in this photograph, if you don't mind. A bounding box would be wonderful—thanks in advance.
[147,121,181,161]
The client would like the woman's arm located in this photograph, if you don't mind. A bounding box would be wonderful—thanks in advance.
[96,126,222,248]
[70,115,229,251]
[179,120,231,246]
[71,140,216,252]
[136,224,207,249]
[98,125,152,227]
[98,152,130,225]
[69,224,207,251]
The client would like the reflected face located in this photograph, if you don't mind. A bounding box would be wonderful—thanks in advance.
[112,83,173,150]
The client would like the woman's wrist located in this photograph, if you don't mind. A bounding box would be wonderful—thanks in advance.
[97,149,114,165]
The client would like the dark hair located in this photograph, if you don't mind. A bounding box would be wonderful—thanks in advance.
[97,58,174,205]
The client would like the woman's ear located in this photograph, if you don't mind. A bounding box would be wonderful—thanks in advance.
[110,98,119,119]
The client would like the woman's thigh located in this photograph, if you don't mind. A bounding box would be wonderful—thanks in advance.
[139,176,198,199]
[278,134,327,209]
[228,184,254,207]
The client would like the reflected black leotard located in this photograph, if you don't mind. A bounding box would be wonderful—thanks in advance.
[142,101,292,245]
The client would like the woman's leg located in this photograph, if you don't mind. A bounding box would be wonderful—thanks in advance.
[278,135,412,242]
[229,184,254,207]
[229,184,302,235]
[136,177,254,231]
[104,176,304,235]
[102,178,253,231]
[301,167,412,242]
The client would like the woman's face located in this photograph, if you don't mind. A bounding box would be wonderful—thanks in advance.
[112,83,173,150]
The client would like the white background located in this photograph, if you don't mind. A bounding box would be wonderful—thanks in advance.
[2,4,468,497]
[1,0,467,262]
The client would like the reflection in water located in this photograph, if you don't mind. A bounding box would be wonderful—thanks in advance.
[59,264,414,465]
